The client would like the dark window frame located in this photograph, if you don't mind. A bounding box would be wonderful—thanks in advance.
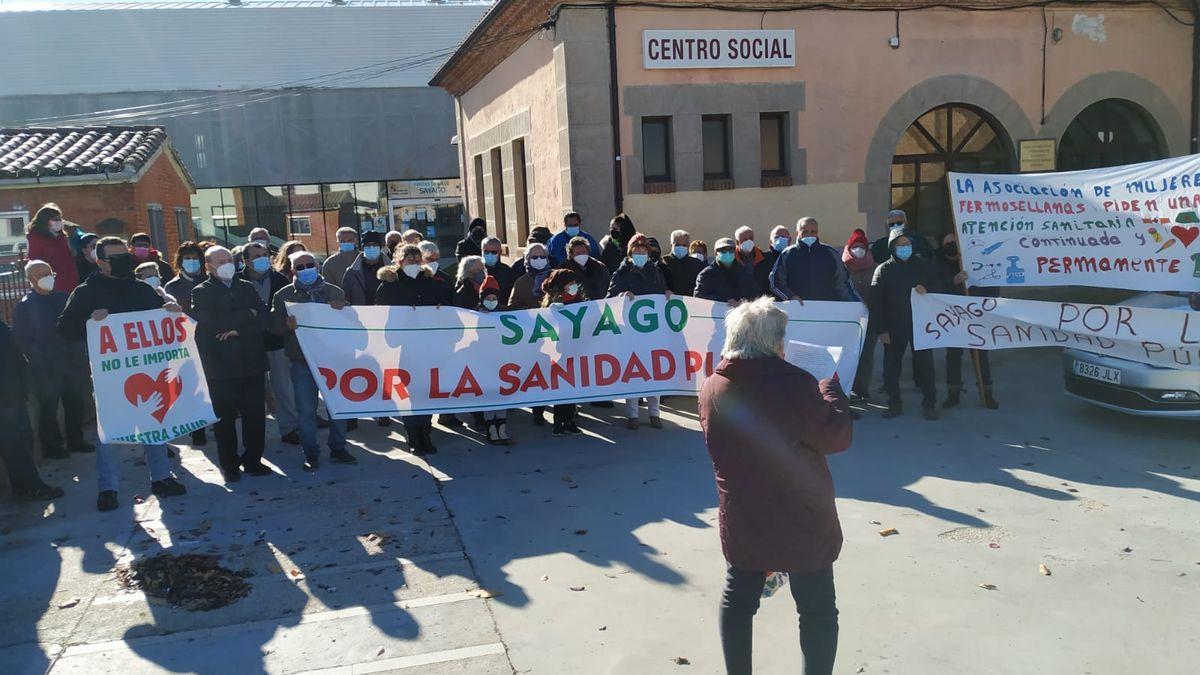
[641,116,674,184]
[760,112,788,178]
[702,114,732,181]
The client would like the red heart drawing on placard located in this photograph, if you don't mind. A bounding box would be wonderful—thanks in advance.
[124,369,183,423]
[1171,225,1199,248]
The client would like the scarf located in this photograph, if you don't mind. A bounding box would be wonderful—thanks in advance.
[295,273,328,303]
[530,268,552,298]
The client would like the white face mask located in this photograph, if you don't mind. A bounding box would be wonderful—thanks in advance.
[403,263,423,279]
[739,240,755,253]
[529,257,548,270]
[36,275,56,292]
[424,261,439,275]
[573,254,590,267]
[215,262,236,281]
[691,253,706,262]
[482,298,499,311]
[142,276,161,289]
[49,219,64,233]
[850,247,867,259]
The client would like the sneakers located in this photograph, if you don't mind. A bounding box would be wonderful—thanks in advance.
[151,477,188,497]
[487,421,503,445]
[281,430,300,445]
[15,484,64,502]
[649,416,663,430]
[330,449,358,464]
[497,421,511,444]
[303,456,320,472]
[97,490,118,511]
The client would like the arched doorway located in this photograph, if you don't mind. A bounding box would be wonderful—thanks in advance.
[890,103,1014,238]
[1057,99,1166,170]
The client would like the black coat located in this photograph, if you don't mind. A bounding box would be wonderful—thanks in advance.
[754,249,781,296]
[599,238,625,273]
[0,319,31,408]
[935,252,999,299]
[485,261,517,307]
[559,257,612,302]
[376,270,454,307]
[12,290,88,377]
[190,278,269,379]
[869,254,942,337]
[234,269,290,351]
[58,273,166,342]
[454,237,482,259]
[694,261,759,303]
[664,255,705,296]
[606,258,667,297]
[454,280,481,309]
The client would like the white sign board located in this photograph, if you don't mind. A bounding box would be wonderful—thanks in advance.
[643,30,795,69]
[950,153,1200,292]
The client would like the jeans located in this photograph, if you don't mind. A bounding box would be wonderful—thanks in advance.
[32,375,87,454]
[625,396,660,419]
[882,333,935,408]
[291,361,346,458]
[720,566,838,675]
[946,348,993,388]
[0,406,45,491]
[208,374,266,473]
[96,441,171,492]
[267,348,298,435]
[852,331,877,396]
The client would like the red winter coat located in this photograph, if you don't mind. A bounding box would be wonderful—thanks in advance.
[698,356,852,573]
[26,230,79,292]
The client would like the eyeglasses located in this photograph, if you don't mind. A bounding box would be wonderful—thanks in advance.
[293,262,317,271]
[529,255,547,261]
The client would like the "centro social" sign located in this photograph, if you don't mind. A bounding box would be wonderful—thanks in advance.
[643,29,795,70]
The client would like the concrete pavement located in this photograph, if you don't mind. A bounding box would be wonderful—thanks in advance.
[0,347,1197,674]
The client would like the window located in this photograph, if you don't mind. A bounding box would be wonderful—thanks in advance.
[147,205,167,251]
[473,154,486,227]
[174,207,190,243]
[702,115,732,181]
[760,112,788,180]
[642,117,673,185]
[512,139,531,243]
[289,216,312,235]
[191,207,202,234]
[1,212,28,239]
[489,147,506,243]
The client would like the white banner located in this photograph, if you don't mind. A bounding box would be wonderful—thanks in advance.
[950,153,1200,291]
[643,30,795,69]
[912,291,1199,370]
[86,309,216,444]
[288,297,866,418]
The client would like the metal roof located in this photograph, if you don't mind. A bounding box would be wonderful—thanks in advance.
[0,0,491,12]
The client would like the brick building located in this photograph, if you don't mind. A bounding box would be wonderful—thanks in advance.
[0,126,196,261]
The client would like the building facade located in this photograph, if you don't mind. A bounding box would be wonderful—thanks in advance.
[0,0,490,257]
[433,0,1194,250]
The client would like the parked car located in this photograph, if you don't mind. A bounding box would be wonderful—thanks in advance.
[1063,292,1199,417]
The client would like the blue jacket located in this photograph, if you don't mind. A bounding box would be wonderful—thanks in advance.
[769,241,858,302]
[547,229,601,266]
[12,290,88,376]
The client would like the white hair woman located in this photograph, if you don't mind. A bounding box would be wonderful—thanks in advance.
[698,296,852,675]
[506,242,552,310]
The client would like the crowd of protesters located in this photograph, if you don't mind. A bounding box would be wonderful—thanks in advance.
[1,200,998,510]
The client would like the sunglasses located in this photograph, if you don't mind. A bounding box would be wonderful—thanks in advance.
[529,255,548,261]
[293,261,317,271]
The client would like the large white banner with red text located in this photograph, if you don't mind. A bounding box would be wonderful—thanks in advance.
[912,291,1199,369]
[288,297,868,418]
[87,309,216,444]
[950,153,1200,291]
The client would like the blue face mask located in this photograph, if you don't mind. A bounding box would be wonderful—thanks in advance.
[338,241,356,253]
[772,237,789,252]
[716,251,735,266]
[362,246,381,261]
[672,245,688,259]
[566,226,580,236]
[483,252,499,266]
[251,256,271,274]
[182,259,201,275]
[296,267,319,285]
[631,253,649,267]
[800,236,818,247]
[895,245,913,261]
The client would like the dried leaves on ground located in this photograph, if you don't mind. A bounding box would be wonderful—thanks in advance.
[116,553,251,611]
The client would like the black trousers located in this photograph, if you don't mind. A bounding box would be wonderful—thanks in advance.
[883,333,935,408]
[0,406,45,491]
[32,375,87,455]
[946,348,993,388]
[552,403,575,425]
[852,331,877,395]
[402,414,433,450]
[208,374,266,473]
[720,566,838,675]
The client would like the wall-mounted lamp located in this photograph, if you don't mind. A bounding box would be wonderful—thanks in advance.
[1051,27,1063,42]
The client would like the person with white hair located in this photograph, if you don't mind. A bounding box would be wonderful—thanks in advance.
[480,235,516,304]
[12,259,92,460]
[698,296,851,675]
[755,224,792,293]
[235,240,300,444]
[870,208,931,262]
[401,229,423,245]
[507,242,553,310]
[271,250,357,471]
[385,230,404,257]
[769,217,857,302]
[321,226,361,287]
[190,245,271,483]
[664,228,705,296]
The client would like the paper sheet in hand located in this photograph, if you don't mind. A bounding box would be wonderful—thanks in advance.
[785,341,842,381]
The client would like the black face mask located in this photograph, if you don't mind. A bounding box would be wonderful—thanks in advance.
[106,253,135,279]
[470,229,485,241]
[942,242,959,257]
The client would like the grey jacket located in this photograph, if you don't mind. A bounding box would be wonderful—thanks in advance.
[270,281,346,363]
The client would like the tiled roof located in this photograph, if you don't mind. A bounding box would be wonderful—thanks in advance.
[0,1,492,11]
[0,126,170,180]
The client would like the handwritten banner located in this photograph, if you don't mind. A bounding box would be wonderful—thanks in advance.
[950,153,1200,291]
[912,291,1199,370]
[86,309,216,444]
[288,297,867,418]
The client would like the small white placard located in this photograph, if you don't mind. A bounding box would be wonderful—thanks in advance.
[784,340,842,381]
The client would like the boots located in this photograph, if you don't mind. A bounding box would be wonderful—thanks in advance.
[942,388,961,409]
[882,400,903,419]
[983,387,1000,410]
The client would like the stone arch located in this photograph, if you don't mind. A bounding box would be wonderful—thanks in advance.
[1041,71,1187,158]
[858,74,1034,236]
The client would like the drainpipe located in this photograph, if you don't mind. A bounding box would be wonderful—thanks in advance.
[607,1,624,214]
[1192,1,1199,153]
